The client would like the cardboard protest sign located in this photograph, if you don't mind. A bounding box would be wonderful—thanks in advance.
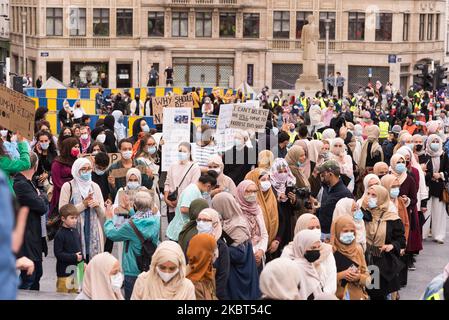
[229,103,269,133]
[83,153,122,164]
[0,85,36,140]
[152,94,194,124]
[110,165,148,179]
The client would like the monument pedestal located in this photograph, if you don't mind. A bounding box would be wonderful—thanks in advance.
[295,74,323,97]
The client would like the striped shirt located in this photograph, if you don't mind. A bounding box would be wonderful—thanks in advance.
[191,143,219,168]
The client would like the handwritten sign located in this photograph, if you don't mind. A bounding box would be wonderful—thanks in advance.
[110,165,148,179]
[83,153,122,164]
[230,103,269,133]
[0,85,36,140]
[152,94,194,124]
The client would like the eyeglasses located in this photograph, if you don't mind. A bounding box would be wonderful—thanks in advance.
[196,218,213,223]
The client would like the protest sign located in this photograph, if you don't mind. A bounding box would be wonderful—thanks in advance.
[215,104,234,152]
[229,103,269,133]
[161,107,191,171]
[201,115,218,130]
[83,153,122,164]
[152,94,193,124]
[0,85,36,140]
[110,165,147,179]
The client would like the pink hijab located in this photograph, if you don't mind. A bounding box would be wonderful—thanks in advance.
[270,158,297,194]
[294,139,311,178]
[236,180,262,247]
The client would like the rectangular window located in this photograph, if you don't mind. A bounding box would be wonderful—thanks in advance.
[435,14,440,40]
[46,8,63,36]
[403,13,409,41]
[93,8,109,36]
[419,14,425,41]
[375,13,392,41]
[196,12,212,37]
[220,12,236,38]
[243,13,260,38]
[348,12,365,40]
[69,8,86,36]
[273,11,290,39]
[319,12,336,40]
[296,11,312,39]
[272,63,303,89]
[247,64,254,86]
[116,9,133,37]
[148,12,165,37]
[172,12,188,37]
[427,14,433,40]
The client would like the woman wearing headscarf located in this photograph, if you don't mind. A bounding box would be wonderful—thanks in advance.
[373,162,389,180]
[259,258,302,300]
[186,233,218,300]
[195,208,230,300]
[331,216,370,300]
[245,168,279,261]
[412,134,427,164]
[308,140,324,172]
[352,124,364,165]
[322,128,336,141]
[131,241,196,300]
[356,173,381,208]
[330,138,354,192]
[207,155,236,197]
[292,140,311,179]
[76,252,124,300]
[363,185,406,300]
[281,214,337,295]
[270,158,299,250]
[333,198,366,251]
[102,115,118,153]
[423,134,449,244]
[381,174,410,243]
[178,199,209,254]
[236,180,269,270]
[291,229,325,300]
[393,131,413,154]
[257,150,275,171]
[59,158,105,263]
[211,192,260,300]
[113,168,153,207]
[111,110,127,143]
[359,125,384,173]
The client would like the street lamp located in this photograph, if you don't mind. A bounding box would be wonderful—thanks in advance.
[324,18,331,90]
[21,10,27,76]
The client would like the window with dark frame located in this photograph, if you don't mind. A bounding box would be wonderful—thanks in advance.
[427,14,433,40]
[435,14,440,40]
[116,9,133,37]
[319,12,336,40]
[148,12,164,37]
[419,14,425,41]
[296,11,312,39]
[46,8,63,36]
[69,8,86,36]
[220,12,236,37]
[172,12,188,37]
[93,8,110,36]
[196,12,212,37]
[348,12,365,41]
[243,13,260,38]
[375,13,392,41]
[403,13,409,41]
[273,11,290,39]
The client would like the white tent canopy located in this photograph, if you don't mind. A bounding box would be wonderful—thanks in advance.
[39,76,67,89]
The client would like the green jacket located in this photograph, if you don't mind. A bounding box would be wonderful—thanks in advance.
[0,142,31,194]
[104,210,160,277]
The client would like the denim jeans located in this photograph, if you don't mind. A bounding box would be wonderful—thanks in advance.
[19,260,43,291]
[124,275,138,300]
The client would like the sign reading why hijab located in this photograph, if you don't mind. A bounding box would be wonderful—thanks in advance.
[161,107,191,171]
[0,85,36,140]
[229,102,268,133]
[152,94,194,125]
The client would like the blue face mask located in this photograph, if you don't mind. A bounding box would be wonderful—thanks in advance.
[234,139,244,148]
[430,143,440,152]
[80,172,92,182]
[178,152,189,161]
[339,232,355,245]
[395,163,406,174]
[196,221,213,234]
[196,132,203,141]
[353,209,364,222]
[368,198,377,209]
[202,192,210,198]
[148,146,157,155]
[406,143,414,150]
[297,161,304,167]
[390,187,400,199]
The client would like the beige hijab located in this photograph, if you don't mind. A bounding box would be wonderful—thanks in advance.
[365,185,400,247]
[390,154,407,184]
[260,258,302,300]
[359,125,383,171]
[81,252,124,300]
[308,140,324,164]
[285,145,311,188]
[293,140,311,178]
[258,150,275,170]
[131,241,195,300]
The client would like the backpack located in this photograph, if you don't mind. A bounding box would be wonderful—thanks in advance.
[126,219,156,272]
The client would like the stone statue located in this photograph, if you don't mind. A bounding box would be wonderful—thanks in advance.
[301,15,319,61]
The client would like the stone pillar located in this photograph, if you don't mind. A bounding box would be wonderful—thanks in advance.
[189,8,195,38]
[109,57,116,89]
[62,57,70,85]
[212,9,219,38]
[236,10,243,39]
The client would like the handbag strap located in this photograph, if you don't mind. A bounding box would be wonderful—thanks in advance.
[176,163,195,190]
[129,219,146,245]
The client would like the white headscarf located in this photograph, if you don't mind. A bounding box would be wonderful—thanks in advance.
[112,110,126,142]
[260,258,302,300]
[71,158,93,198]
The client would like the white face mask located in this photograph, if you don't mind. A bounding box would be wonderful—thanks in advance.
[0,130,8,137]
[96,134,106,144]
[209,168,221,175]
[142,125,150,133]
[260,180,271,192]
[122,150,133,160]
[157,267,179,283]
[127,181,140,190]
[310,228,322,239]
[197,221,213,234]
[81,134,89,140]
[110,272,124,290]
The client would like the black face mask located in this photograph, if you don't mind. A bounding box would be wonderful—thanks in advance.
[415,144,423,152]
[304,250,321,263]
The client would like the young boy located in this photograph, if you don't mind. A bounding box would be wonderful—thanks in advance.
[54,204,83,293]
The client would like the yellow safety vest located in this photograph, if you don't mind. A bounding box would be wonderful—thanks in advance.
[320,98,326,110]
[426,288,444,300]
[350,105,357,113]
[300,97,308,110]
[315,132,323,140]
[379,121,389,139]
[288,131,298,144]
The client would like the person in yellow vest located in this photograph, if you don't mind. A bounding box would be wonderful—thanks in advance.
[270,96,282,111]
[287,123,298,144]
[299,92,308,111]
[378,115,390,145]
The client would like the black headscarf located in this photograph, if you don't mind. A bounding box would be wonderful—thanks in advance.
[103,115,115,131]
